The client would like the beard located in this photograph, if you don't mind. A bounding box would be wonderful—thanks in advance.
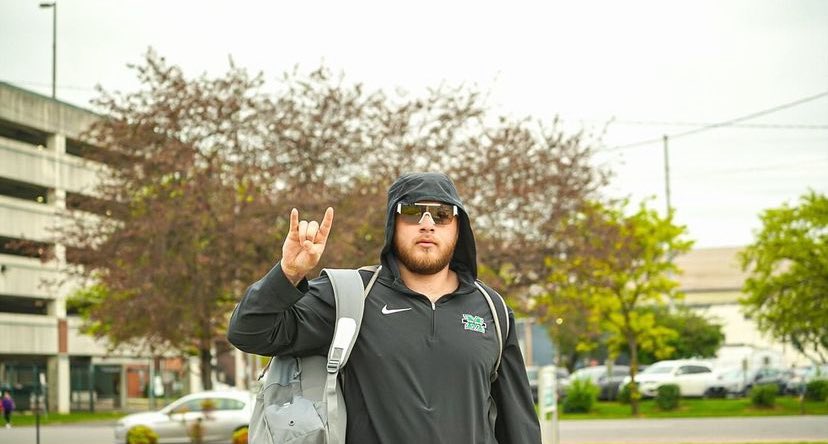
[393,236,457,275]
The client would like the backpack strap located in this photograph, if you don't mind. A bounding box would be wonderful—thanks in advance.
[474,281,510,382]
[322,266,381,444]
[255,265,382,381]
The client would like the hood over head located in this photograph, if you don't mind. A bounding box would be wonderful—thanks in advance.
[381,172,477,280]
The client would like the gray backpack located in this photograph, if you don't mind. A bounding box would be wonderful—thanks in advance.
[248,266,509,444]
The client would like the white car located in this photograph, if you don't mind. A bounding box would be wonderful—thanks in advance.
[621,360,716,397]
[708,366,749,396]
[114,390,252,444]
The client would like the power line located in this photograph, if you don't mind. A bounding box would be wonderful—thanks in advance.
[612,120,828,130]
[672,157,828,179]
[606,90,828,152]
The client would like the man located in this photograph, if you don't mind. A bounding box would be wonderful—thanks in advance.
[228,172,541,443]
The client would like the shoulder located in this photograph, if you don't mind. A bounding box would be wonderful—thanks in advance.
[473,281,513,316]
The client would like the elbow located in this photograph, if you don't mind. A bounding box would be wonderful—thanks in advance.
[226,327,253,354]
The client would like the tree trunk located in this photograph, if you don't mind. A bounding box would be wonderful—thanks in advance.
[200,347,213,391]
[628,335,640,416]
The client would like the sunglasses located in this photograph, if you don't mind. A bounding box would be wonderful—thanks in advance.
[396,202,458,225]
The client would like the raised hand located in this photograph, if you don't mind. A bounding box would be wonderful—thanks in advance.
[281,207,334,285]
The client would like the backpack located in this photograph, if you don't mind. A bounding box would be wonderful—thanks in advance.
[248,266,510,444]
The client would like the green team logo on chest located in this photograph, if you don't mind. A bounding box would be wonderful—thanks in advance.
[461,314,487,334]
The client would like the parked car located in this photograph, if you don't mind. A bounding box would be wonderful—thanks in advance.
[708,366,748,397]
[708,366,787,397]
[749,367,789,393]
[526,366,569,403]
[621,360,716,398]
[561,365,631,401]
[114,390,251,444]
[782,365,828,395]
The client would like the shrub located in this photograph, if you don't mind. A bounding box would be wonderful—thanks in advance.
[563,378,598,413]
[656,384,680,411]
[618,382,639,405]
[805,380,828,402]
[232,427,249,444]
[127,425,159,444]
[750,383,778,408]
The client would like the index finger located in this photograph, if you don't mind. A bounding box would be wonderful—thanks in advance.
[288,208,299,238]
[317,207,335,242]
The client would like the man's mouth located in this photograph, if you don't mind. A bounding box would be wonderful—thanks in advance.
[416,240,437,248]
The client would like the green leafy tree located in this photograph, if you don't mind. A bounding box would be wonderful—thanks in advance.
[637,307,725,363]
[542,200,693,415]
[740,191,828,363]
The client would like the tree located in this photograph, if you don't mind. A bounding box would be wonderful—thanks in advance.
[636,307,725,363]
[62,52,281,390]
[54,51,607,390]
[740,191,828,364]
[542,200,693,415]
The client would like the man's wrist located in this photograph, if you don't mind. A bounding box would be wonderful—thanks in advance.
[279,262,305,286]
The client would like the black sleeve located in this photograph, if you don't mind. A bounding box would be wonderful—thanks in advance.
[492,309,542,443]
[226,262,337,357]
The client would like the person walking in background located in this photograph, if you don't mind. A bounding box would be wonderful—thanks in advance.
[2,391,14,428]
[228,172,541,443]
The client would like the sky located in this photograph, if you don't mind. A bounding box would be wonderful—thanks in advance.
[1,0,827,249]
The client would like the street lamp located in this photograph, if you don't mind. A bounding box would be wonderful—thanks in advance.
[39,1,57,99]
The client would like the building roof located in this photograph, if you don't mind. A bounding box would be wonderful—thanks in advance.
[674,246,748,293]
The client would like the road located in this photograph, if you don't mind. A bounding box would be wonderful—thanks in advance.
[559,415,828,443]
[0,416,826,443]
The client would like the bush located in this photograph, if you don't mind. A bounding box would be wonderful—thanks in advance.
[232,427,249,444]
[127,425,159,444]
[563,378,598,413]
[750,383,778,408]
[805,380,828,401]
[618,382,639,405]
[656,384,680,411]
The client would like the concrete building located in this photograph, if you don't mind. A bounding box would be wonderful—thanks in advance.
[675,246,809,367]
[0,82,196,413]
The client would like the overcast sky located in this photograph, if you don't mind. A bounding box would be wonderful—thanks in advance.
[2,0,826,249]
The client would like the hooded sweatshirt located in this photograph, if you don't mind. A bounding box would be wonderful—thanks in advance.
[228,172,541,443]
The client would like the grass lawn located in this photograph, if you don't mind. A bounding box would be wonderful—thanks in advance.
[7,410,126,427]
[558,396,828,420]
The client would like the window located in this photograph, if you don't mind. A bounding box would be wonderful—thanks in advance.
[0,177,49,204]
[0,119,48,147]
[0,236,52,259]
[215,398,245,411]
[170,399,204,414]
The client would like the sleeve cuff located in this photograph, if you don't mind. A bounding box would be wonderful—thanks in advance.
[257,262,309,311]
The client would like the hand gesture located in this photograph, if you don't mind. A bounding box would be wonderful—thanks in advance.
[281,207,334,285]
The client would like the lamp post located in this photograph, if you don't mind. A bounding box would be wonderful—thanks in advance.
[39,1,57,99]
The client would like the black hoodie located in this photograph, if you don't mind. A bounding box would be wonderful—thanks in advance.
[228,172,541,443]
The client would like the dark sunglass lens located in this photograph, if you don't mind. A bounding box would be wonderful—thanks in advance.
[432,205,455,224]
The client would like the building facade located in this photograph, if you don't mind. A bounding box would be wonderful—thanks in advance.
[0,82,200,413]
[675,246,809,367]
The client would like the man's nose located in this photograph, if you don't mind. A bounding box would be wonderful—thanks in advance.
[418,212,436,229]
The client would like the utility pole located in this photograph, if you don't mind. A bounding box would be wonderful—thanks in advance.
[39,2,57,99]
[663,134,671,215]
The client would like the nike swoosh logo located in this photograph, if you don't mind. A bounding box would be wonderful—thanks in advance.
[381,304,412,315]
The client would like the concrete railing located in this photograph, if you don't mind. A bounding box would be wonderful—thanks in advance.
[0,135,100,194]
[0,312,57,354]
